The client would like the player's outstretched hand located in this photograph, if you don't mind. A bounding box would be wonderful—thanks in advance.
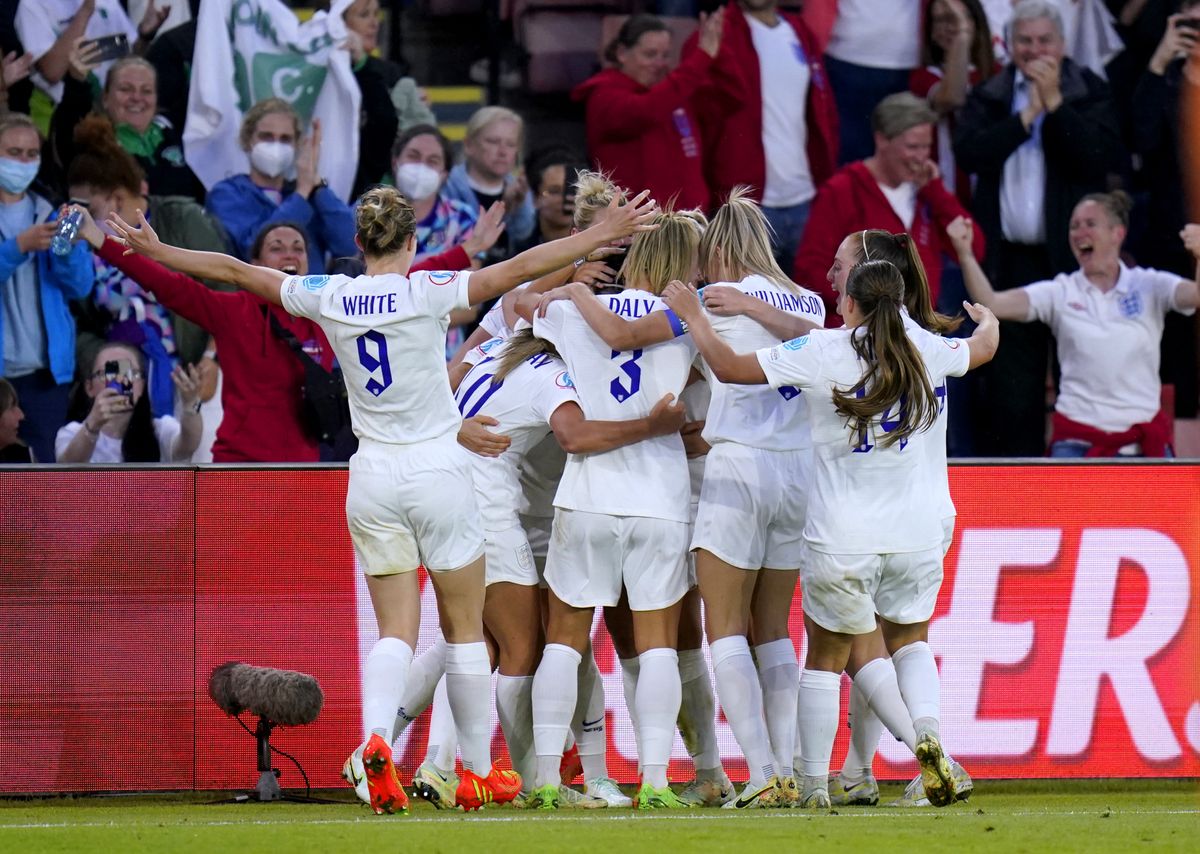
[647,393,686,437]
[599,190,659,242]
[458,414,511,457]
[108,209,162,258]
[700,284,754,318]
[962,300,997,330]
[1180,223,1200,258]
[662,279,702,322]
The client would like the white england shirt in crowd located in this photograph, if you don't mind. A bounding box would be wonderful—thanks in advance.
[280,270,471,445]
[902,314,955,524]
[534,290,697,523]
[701,274,826,450]
[825,0,921,69]
[756,326,970,554]
[455,336,580,532]
[55,416,184,463]
[16,0,138,102]
[1024,264,1196,433]
[747,14,815,208]
[478,281,530,340]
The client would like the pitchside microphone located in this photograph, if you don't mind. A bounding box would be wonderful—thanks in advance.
[208,662,325,803]
[208,661,324,727]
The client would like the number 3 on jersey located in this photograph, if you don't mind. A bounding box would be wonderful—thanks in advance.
[609,349,642,403]
[356,329,392,396]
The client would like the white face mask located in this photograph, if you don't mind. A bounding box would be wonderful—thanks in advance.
[249,141,295,179]
[393,162,442,201]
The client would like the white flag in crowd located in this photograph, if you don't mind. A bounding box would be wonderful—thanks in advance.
[183,0,361,200]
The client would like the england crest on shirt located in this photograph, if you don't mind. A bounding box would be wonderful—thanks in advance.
[1118,291,1142,318]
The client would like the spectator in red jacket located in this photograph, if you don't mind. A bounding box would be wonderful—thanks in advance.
[794,92,984,324]
[74,208,335,463]
[684,0,840,271]
[572,11,724,212]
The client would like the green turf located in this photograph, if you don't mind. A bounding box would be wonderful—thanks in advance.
[1,781,1196,853]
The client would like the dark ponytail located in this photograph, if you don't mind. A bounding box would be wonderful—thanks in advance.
[831,260,939,448]
[858,230,962,335]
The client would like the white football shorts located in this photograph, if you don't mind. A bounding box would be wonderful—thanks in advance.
[691,443,811,570]
[346,436,484,576]
[484,523,540,587]
[801,546,945,635]
[545,508,690,611]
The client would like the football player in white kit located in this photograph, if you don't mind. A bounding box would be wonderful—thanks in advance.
[106,186,659,814]
[453,328,685,805]
[519,210,703,810]
[818,230,974,808]
[664,258,998,809]
[686,190,826,809]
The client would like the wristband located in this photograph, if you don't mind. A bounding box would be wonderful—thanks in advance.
[190,400,203,414]
[82,421,99,437]
[202,350,218,363]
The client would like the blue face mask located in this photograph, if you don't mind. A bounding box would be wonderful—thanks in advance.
[0,157,40,194]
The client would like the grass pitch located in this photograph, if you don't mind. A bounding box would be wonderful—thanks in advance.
[1,780,1196,853]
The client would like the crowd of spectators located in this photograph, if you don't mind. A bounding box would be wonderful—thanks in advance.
[0,0,1197,463]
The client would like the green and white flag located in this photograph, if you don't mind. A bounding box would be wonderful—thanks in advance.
[184,0,361,200]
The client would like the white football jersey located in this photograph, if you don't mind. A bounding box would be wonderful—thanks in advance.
[455,337,580,531]
[478,281,531,341]
[280,270,470,445]
[756,326,970,554]
[902,314,954,523]
[462,336,566,519]
[534,289,697,523]
[701,274,826,450]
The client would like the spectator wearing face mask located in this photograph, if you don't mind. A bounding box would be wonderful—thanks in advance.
[0,113,93,466]
[205,98,357,275]
[390,124,480,262]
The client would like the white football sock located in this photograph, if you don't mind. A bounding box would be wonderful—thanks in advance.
[635,648,681,789]
[393,635,447,740]
[797,668,841,786]
[618,656,642,769]
[496,674,535,791]
[858,656,917,759]
[445,641,493,776]
[677,647,723,779]
[891,641,941,739]
[532,643,581,788]
[575,649,609,781]
[755,638,799,779]
[362,637,413,744]
[424,677,457,773]
[711,635,775,788]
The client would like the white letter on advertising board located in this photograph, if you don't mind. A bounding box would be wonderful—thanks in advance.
[932,529,1059,756]
[1046,529,1187,761]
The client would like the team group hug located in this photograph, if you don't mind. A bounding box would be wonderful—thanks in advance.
[90,161,1001,814]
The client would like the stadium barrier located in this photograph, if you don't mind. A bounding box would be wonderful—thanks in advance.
[1,463,1197,793]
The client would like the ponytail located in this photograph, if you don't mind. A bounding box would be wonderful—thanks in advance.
[490,328,562,383]
[831,260,939,448]
[856,230,962,335]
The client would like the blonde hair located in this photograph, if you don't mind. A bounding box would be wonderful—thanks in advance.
[702,186,797,291]
[356,186,417,258]
[465,106,524,150]
[571,170,626,230]
[0,112,37,143]
[491,328,562,383]
[238,98,301,150]
[622,208,707,296]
